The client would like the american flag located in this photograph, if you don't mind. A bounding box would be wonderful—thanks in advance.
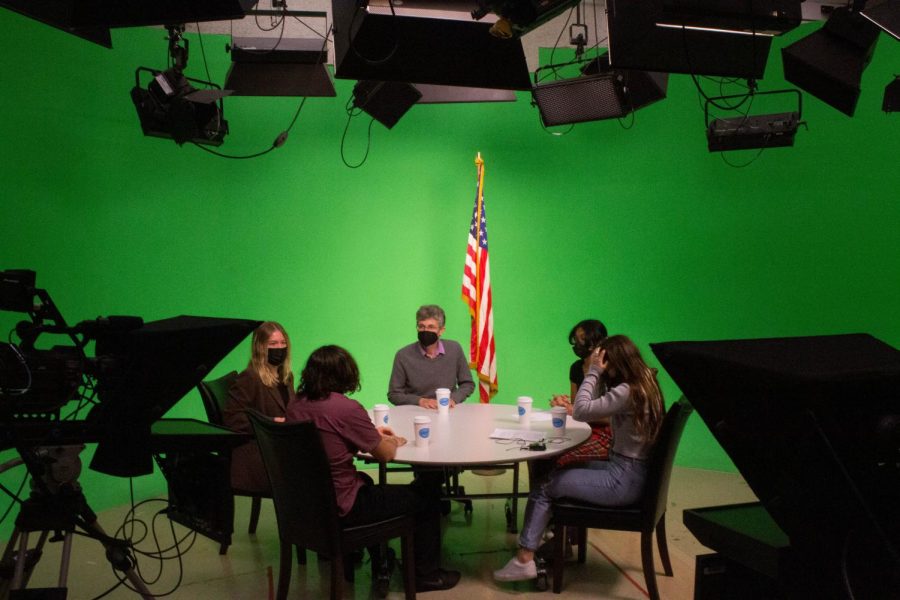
[461,153,497,403]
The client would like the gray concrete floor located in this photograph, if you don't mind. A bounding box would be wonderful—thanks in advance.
[4,466,757,599]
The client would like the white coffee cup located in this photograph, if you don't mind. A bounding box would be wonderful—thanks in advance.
[414,415,432,447]
[436,387,451,415]
[517,396,533,424]
[550,406,568,436]
[373,404,390,427]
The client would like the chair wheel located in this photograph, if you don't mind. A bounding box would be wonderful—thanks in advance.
[463,500,473,514]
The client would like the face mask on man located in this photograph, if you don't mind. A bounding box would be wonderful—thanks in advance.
[267,347,287,366]
[418,330,439,347]
[572,343,592,359]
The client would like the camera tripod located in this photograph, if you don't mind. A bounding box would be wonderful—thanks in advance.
[0,455,154,600]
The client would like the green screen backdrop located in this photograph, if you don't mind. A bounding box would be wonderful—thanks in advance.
[1,12,899,541]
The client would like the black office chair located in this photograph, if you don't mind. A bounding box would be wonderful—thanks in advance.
[248,413,417,600]
[197,371,284,557]
[548,396,693,600]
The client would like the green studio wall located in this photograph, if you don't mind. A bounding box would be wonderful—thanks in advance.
[1,11,899,542]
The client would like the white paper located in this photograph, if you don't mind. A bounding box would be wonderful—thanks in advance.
[490,428,545,442]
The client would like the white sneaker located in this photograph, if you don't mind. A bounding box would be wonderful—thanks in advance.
[493,557,537,582]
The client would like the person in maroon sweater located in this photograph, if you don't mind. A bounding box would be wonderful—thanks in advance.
[287,345,460,595]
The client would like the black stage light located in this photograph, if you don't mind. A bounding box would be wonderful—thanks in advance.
[0,0,256,48]
[606,0,788,79]
[331,0,531,90]
[532,55,668,127]
[414,84,516,104]
[861,0,900,40]
[782,7,881,116]
[131,67,231,146]
[470,0,581,38]
[884,75,900,112]
[705,89,802,152]
[225,37,336,97]
[352,80,422,129]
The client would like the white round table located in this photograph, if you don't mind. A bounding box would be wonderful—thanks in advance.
[383,403,592,466]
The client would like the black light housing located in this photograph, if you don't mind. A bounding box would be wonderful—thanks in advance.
[0,0,256,48]
[352,80,422,129]
[705,89,802,152]
[782,7,881,116]
[531,55,668,127]
[131,67,231,146]
[225,37,336,97]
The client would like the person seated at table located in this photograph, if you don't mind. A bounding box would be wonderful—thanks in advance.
[549,319,614,468]
[493,335,665,582]
[223,321,295,494]
[387,304,475,409]
[288,345,461,594]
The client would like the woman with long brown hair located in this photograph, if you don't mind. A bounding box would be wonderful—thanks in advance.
[494,334,665,582]
[223,321,295,493]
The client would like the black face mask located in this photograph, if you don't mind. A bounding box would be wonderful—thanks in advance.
[418,330,439,347]
[572,343,592,359]
[267,347,287,366]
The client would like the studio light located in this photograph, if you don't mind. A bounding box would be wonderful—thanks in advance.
[705,89,802,152]
[225,37,336,97]
[606,0,796,79]
[331,0,531,91]
[470,0,581,38]
[861,0,899,40]
[131,68,230,146]
[414,84,516,104]
[0,0,256,48]
[531,55,668,127]
[352,80,422,129]
[130,26,230,146]
[782,7,881,116]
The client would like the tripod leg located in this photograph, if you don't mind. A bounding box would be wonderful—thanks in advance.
[57,532,73,589]
[81,520,156,600]
[5,530,49,592]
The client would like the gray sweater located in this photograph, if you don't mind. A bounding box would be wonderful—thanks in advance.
[387,339,475,406]
[573,366,650,460]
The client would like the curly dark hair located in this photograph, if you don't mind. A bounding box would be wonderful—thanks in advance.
[299,345,361,400]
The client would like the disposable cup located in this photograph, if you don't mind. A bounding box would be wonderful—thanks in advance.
[551,406,568,436]
[373,404,390,427]
[436,387,451,415]
[517,396,533,425]
[414,415,432,447]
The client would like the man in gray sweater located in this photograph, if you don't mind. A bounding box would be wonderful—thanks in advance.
[388,304,475,408]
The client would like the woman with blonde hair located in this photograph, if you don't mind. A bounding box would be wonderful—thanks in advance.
[494,334,665,582]
[223,321,295,493]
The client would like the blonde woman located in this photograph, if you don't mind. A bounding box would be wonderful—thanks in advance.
[223,321,295,493]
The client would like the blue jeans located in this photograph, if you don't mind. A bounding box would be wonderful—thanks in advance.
[518,452,648,551]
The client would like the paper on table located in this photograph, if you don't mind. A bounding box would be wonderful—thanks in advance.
[490,428,545,442]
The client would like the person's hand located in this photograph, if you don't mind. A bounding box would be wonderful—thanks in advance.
[550,394,570,408]
[377,426,407,447]
[418,398,438,410]
[550,394,574,416]
[449,399,457,409]
[590,347,608,371]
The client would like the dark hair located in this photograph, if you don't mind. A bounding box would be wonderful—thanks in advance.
[599,335,664,442]
[299,345,361,401]
[568,319,608,358]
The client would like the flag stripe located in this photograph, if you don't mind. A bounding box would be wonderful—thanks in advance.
[461,153,497,403]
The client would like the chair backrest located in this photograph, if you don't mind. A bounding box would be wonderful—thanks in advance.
[248,412,343,555]
[197,370,239,425]
[641,396,694,525]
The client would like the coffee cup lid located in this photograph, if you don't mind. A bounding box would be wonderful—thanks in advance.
[414,416,431,423]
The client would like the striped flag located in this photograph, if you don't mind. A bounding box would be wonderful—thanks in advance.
[461,152,497,403]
